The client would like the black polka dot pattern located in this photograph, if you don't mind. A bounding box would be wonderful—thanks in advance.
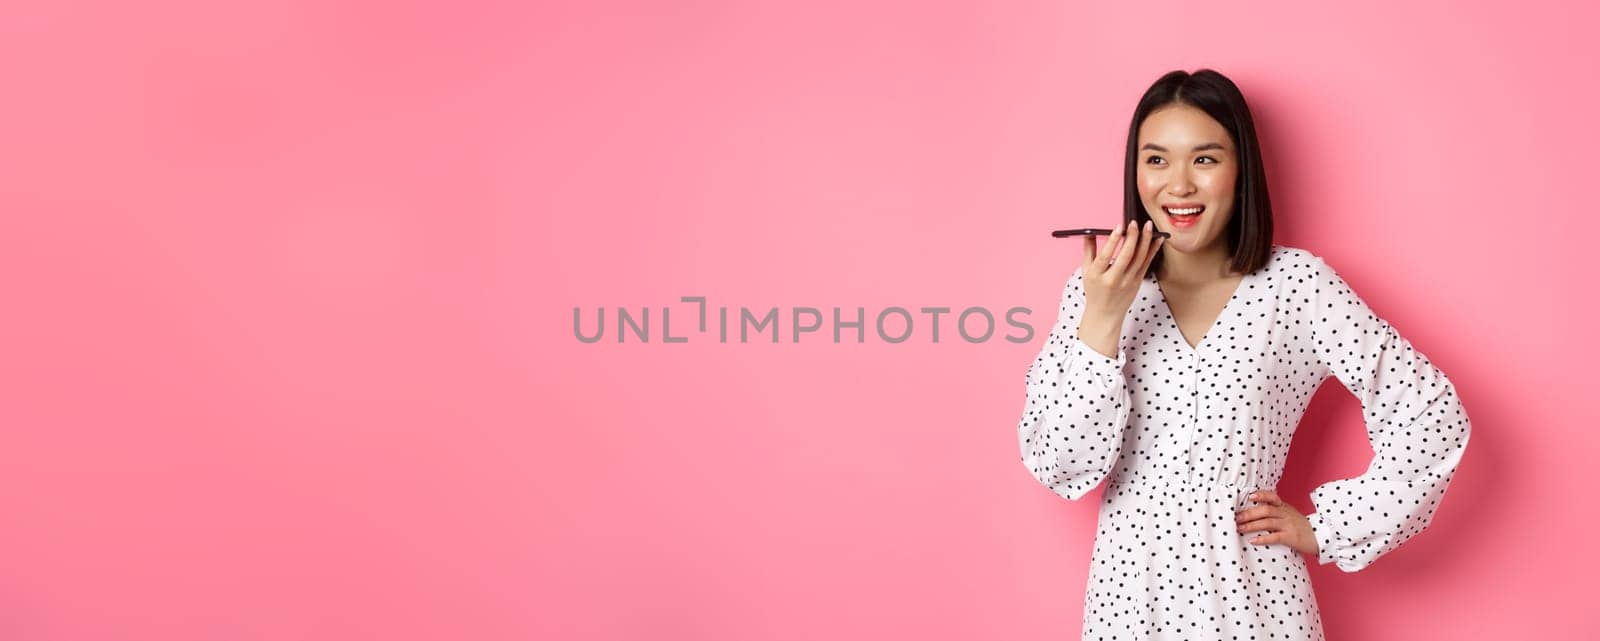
[1017,245,1471,639]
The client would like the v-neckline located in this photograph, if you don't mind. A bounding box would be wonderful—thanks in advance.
[1150,264,1257,355]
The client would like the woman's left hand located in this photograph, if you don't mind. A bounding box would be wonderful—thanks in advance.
[1235,489,1319,557]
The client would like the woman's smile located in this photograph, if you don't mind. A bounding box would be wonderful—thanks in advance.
[1162,203,1206,228]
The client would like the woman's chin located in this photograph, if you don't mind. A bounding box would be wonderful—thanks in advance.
[1161,234,1197,252]
[1162,228,1222,253]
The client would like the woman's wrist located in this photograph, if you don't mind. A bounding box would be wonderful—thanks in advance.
[1076,312,1124,359]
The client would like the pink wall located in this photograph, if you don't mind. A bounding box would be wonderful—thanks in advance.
[1,1,1591,639]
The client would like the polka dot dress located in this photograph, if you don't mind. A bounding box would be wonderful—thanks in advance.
[1017,245,1471,639]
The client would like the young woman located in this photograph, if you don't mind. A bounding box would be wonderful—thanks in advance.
[1017,69,1471,639]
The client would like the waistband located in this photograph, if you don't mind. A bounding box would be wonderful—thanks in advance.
[1105,474,1270,508]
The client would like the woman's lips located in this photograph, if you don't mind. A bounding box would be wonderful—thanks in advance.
[1164,204,1204,229]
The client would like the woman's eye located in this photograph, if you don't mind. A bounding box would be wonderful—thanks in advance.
[1197,156,1218,164]
[1146,156,1165,165]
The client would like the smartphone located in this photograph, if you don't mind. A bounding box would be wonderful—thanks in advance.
[1052,227,1171,240]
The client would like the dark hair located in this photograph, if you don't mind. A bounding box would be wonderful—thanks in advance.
[1124,69,1274,278]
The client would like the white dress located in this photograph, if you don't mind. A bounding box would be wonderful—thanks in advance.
[1017,244,1471,639]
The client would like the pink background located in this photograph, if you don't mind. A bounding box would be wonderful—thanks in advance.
[2,1,1592,639]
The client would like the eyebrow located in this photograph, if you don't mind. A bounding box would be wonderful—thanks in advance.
[1140,142,1226,152]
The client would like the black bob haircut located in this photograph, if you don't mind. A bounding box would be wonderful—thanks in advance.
[1124,69,1275,279]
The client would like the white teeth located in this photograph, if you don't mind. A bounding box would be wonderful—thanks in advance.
[1165,206,1203,215]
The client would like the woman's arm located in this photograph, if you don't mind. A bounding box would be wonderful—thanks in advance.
[1303,255,1473,572]
[1017,267,1133,501]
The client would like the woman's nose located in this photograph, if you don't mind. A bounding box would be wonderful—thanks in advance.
[1167,171,1196,196]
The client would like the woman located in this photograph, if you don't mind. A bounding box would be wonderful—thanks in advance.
[1017,69,1471,639]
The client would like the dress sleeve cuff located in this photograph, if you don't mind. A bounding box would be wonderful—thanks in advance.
[1306,511,1339,567]
[1069,336,1126,388]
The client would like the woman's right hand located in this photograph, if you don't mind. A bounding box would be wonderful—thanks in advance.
[1076,219,1163,357]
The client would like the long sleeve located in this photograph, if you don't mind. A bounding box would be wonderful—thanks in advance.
[1302,256,1472,573]
[1017,266,1132,501]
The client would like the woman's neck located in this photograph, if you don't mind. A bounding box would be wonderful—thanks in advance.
[1157,243,1238,286]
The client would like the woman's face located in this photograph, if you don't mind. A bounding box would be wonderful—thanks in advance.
[1136,104,1239,256]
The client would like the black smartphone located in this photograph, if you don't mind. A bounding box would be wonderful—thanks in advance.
[1052,227,1171,240]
